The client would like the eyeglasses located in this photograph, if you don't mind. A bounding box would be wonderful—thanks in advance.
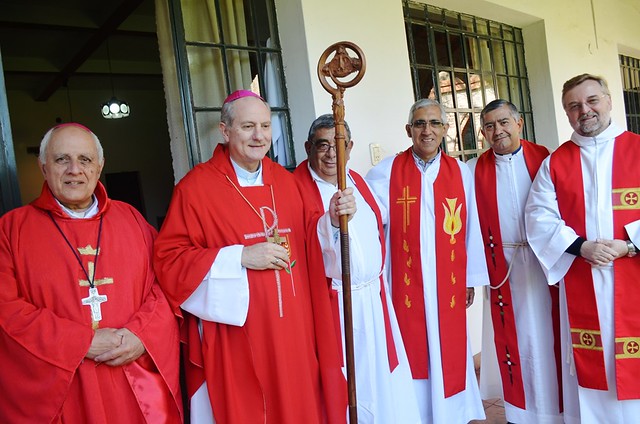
[564,94,607,113]
[410,119,445,130]
[312,141,349,153]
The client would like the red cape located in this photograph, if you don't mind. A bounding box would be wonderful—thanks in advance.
[154,144,347,423]
[0,182,182,423]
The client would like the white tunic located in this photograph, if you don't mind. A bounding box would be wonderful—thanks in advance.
[468,150,563,424]
[525,123,640,424]
[366,151,489,424]
[312,165,422,424]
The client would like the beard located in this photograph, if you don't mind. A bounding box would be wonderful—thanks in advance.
[577,113,608,136]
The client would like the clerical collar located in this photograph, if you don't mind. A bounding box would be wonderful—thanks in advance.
[494,144,522,159]
[56,195,99,219]
[412,148,440,172]
[231,158,263,187]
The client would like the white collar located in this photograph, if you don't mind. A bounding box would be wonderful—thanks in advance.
[570,122,624,147]
[57,195,99,219]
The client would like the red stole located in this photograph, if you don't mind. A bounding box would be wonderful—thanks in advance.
[475,140,563,409]
[550,131,640,399]
[389,149,468,398]
[293,161,399,371]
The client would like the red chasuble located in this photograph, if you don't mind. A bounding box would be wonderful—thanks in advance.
[475,140,562,409]
[388,148,468,398]
[550,131,640,399]
[154,145,347,424]
[0,182,182,423]
[294,160,399,371]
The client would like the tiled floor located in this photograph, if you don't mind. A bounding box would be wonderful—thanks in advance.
[470,398,507,424]
[471,353,507,424]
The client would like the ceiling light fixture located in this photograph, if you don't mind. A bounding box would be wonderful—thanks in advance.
[101,38,130,119]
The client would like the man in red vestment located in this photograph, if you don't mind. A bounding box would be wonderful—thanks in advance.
[153,91,353,423]
[467,99,562,424]
[0,123,182,423]
[525,74,640,423]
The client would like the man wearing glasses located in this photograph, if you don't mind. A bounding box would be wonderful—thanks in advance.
[294,114,421,423]
[526,74,640,423]
[367,99,489,423]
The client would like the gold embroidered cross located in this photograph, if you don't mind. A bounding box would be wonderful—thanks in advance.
[397,186,417,233]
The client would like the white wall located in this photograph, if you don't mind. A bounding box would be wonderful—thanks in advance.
[276,0,640,357]
[278,0,415,173]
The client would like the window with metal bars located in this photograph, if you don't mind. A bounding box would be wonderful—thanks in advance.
[167,0,294,168]
[620,54,640,135]
[403,1,535,161]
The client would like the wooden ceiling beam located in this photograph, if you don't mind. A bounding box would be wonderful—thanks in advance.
[35,0,144,101]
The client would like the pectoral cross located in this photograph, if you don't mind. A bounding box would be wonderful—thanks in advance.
[81,287,108,323]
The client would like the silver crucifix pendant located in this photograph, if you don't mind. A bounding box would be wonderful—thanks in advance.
[81,287,108,322]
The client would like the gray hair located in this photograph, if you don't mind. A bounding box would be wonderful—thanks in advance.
[39,125,104,165]
[220,96,271,126]
[480,99,521,125]
[408,98,447,124]
[307,114,352,141]
[562,73,610,100]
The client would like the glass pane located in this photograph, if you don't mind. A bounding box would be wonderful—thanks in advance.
[412,24,431,65]
[459,112,476,150]
[195,110,222,164]
[225,49,255,91]
[483,73,497,104]
[492,41,506,74]
[509,77,522,110]
[523,112,535,142]
[454,72,469,108]
[261,53,285,107]
[461,14,474,32]
[522,83,532,113]
[503,27,514,41]
[250,0,276,47]
[445,10,460,29]
[465,36,480,70]
[476,18,489,35]
[490,21,501,38]
[504,42,517,74]
[517,45,526,75]
[220,0,253,46]
[182,0,220,43]
[496,75,508,99]
[445,112,459,154]
[435,30,449,66]
[478,39,492,71]
[450,33,464,68]
[470,73,484,107]
[515,28,523,43]
[417,68,436,99]
[187,46,226,107]
[270,111,293,166]
[438,71,454,107]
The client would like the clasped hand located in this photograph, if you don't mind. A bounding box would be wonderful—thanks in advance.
[580,239,628,266]
[86,327,146,366]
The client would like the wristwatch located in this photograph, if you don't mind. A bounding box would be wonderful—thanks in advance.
[626,240,637,258]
